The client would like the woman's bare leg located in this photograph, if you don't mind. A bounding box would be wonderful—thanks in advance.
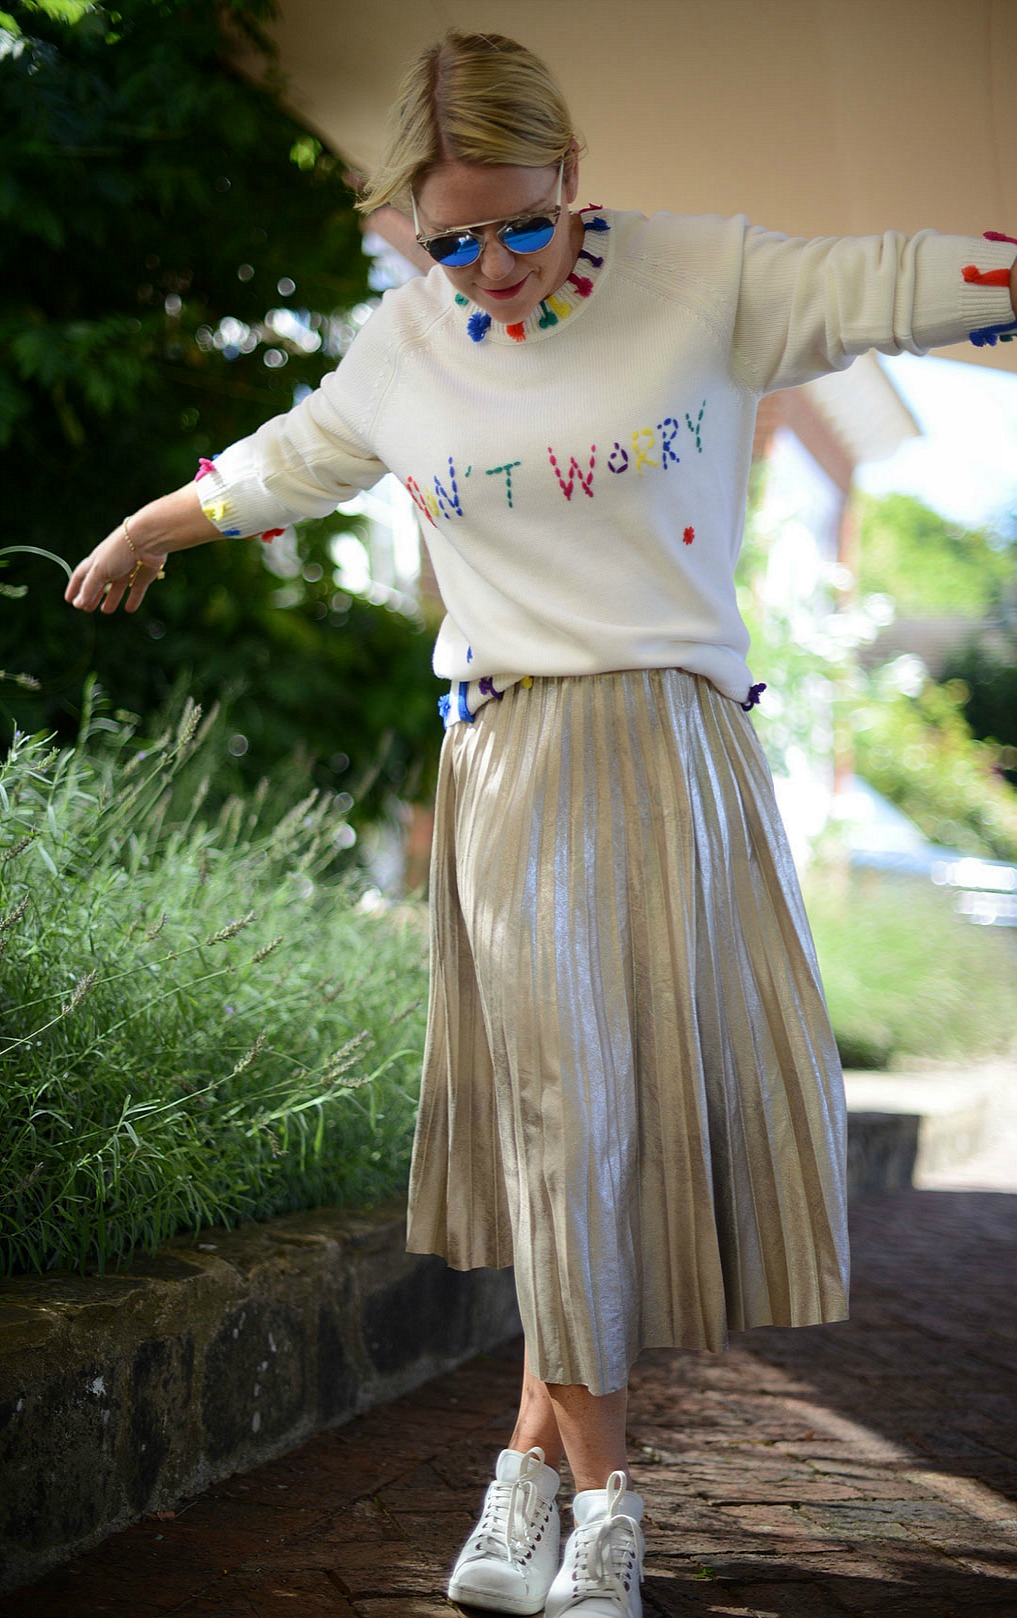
[508,1346,629,1490]
[545,1379,629,1492]
[508,1345,565,1469]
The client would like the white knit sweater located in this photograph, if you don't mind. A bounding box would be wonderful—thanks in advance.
[198,209,1014,717]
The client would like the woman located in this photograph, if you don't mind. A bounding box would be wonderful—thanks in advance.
[66,30,1017,1618]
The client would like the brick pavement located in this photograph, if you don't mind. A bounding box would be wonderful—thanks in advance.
[7,1093,1016,1618]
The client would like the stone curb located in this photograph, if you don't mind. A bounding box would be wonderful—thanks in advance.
[0,1202,519,1594]
[843,1066,995,1192]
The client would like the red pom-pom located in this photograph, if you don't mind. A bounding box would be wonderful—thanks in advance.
[568,273,594,297]
[962,264,1011,287]
[506,323,527,342]
[683,526,695,545]
[261,528,285,543]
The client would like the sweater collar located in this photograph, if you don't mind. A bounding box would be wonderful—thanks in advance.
[452,208,611,345]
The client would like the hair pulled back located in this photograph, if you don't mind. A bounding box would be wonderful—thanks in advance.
[357,31,580,213]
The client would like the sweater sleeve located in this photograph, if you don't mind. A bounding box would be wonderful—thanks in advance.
[731,223,1016,396]
[193,321,392,540]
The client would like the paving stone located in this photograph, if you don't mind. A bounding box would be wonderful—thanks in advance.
[172,1571,357,1615]
[711,1581,851,1615]
[360,1602,457,1617]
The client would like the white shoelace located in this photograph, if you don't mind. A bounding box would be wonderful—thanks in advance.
[564,1475,641,1607]
[465,1450,547,1564]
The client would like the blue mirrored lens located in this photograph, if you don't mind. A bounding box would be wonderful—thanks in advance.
[501,221,555,253]
[432,235,482,267]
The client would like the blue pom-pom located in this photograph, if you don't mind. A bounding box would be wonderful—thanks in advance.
[467,311,492,342]
[969,318,1017,348]
[437,694,451,725]
[583,216,609,232]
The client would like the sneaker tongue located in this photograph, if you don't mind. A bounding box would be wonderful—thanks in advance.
[495,1447,537,1483]
[572,1485,644,1526]
[572,1490,611,1525]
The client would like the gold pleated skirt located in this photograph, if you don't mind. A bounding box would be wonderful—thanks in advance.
[407,669,849,1395]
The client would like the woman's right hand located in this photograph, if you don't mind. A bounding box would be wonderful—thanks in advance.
[65,522,168,615]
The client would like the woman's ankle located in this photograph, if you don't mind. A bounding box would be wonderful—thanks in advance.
[506,1433,563,1471]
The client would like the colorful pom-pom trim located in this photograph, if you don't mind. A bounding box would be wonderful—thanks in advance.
[967,231,1017,345]
[962,265,1012,288]
[740,682,767,712]
[456,211,609,343]
[196,458,284,541]
[969,318,1017,347]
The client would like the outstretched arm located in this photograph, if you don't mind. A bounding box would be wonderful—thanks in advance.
[65,484,221,615]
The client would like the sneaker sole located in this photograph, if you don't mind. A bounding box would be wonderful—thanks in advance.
[447,1575,551,1616]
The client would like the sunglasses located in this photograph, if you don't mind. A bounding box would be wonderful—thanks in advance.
[412,162,564,268]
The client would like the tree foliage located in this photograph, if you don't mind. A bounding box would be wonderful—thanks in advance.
[856,492,1015,618]
[940,637,1017,785]
[0,0,441,818]
[852,671,1017,862]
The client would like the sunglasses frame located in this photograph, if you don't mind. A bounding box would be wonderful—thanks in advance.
[412,161,565,267]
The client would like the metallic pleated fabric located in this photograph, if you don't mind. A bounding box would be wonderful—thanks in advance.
[407,669,849,1395]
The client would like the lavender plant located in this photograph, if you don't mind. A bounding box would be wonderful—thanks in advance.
[0,691,428,1275]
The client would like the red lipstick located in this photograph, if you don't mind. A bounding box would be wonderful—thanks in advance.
[484,279,528,300]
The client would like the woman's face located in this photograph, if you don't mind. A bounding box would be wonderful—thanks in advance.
[414,159,581,326]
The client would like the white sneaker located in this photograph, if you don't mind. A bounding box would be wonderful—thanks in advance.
[447,1445,561,1615]
[544,1471,645,1618]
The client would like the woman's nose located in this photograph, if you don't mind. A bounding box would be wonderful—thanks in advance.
[477,232,516,278]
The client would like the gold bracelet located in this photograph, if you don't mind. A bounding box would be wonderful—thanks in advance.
[122,515,167,582]
[122,514,141,558]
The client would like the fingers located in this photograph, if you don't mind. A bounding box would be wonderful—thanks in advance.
[64,555,95,606]
[119,565,164,614]
[68,556,121,614]
[65,545,167,614]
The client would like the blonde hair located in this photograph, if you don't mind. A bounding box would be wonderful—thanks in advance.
[357,31,581,213]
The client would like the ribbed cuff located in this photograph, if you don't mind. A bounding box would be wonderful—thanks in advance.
[912,233,1015,351]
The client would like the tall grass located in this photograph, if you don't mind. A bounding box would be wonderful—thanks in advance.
[0,691,429,1276]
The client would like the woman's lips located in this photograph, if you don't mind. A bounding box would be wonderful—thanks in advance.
[483,278,528,300]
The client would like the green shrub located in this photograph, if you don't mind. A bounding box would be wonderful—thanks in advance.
[0,695,429,1277]
[805,867,1017,1069]
[851,672,1017,863]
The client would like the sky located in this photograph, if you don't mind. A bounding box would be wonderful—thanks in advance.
[855,352,1017,536]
